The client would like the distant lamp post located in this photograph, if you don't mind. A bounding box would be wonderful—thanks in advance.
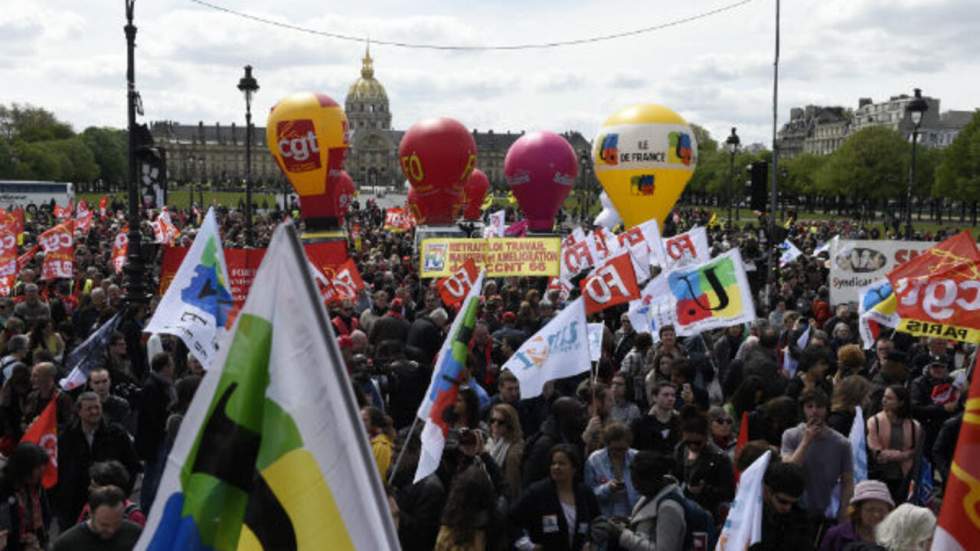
[578,151,593,223]
[724,127,741,223]
[905,88,928,240]
[237,65,259,246]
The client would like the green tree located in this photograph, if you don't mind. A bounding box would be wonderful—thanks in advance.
[0,104,74,142]
[814,127,907,199]
[81,127,128,187]
[935,110,980,202]
[691,124,718,153]
[782,153,826,196]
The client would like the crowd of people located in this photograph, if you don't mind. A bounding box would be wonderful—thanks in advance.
[0,195,973,551]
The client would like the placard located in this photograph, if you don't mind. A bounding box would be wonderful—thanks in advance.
[419,237,560,278]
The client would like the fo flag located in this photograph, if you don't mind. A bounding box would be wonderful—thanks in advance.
[661,226,710,271]
[39,220,74,280]
[438,258,479,308]
[20,397,58,489]
[667,248,756,336]
[500,298,590,399]
[888,230,980,344]
[580,251,641,316]
[931,353,980,551]
[312,258,366,304]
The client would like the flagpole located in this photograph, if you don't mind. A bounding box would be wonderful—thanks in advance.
[281,222,401,550]
[387,416,421,487]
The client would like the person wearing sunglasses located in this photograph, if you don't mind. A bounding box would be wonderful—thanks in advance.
[707,406,737,460]
[485,403,524,501]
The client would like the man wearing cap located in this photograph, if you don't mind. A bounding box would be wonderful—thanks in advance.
[910,354,956,456]
[912,337,954,375]
[491,311,526,345]
[819,479,894,550]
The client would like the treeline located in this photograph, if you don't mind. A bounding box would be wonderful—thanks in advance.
[687,111,980,206]
[0,104,127,188]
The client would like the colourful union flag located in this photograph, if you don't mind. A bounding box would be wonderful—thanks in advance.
[931,353,980,551]
[667,248,755,336]
[138,222,399,550]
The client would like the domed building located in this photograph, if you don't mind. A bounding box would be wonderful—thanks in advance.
[344,45,401,191]
[149,47,590,195]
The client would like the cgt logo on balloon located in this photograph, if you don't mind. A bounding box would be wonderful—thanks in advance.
[276,120,321,171]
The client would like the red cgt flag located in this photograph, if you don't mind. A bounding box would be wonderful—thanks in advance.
[437,258,479,309]
[20,397,58,489]
[579,251,640,315]
[888,230,980,344]
[931,352,980,550]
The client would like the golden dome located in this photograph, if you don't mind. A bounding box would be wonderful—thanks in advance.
[346,44,388,102]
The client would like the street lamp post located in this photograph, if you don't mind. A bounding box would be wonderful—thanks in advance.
[724,127,740,224]
[905,88,928,241]
[237,65,259,247]
[123,0,146,305]
[578,151,593,224]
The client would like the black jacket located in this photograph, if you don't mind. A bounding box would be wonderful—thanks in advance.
[55,419,141,526]
[404,317,443,366]
[630,411,680,456]
[0,479,51,551]
[522,416,582,488]
[749,503,815,551]
[509,479,600,551]
[673,441,735,521]
[396,473,446,551]
[369,314,411,347]
[135,372,173,462]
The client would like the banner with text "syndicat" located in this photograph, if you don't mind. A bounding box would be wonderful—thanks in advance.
[419,237,561,278]
[829,239,933,305]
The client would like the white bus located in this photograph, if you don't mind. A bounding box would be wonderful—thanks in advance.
[0,181,75,208]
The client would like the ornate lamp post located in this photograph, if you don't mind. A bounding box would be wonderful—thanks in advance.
[905,88,928,240]
[123,0,146,304]
[724,127,740,223]
[237,65,259,246]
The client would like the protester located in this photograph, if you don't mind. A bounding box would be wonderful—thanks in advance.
[872,503,936,551]
[0,443,51,551]
[485,403,524,502]
[52,486,142,550]
[584,422,639,519]
[866,385,922,505]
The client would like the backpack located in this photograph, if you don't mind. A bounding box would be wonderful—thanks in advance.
[655,489,718,551]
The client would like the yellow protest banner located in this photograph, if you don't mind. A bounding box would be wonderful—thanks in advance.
[420,237,561,278]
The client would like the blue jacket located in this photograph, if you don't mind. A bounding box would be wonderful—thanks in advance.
[584,448,640,518]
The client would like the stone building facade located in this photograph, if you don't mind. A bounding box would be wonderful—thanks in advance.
[776,92,974,159]
[151,47,590,191]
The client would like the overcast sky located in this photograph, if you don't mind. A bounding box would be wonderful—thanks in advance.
[2,0,977,148]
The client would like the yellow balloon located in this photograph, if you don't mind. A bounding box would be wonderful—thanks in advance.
[266,92,349,199]
[593,104,697,228]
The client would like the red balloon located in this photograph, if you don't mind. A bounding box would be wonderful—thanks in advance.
[398,117,477,225]
[406,187,423,223]
[460,168,489,221]
[334,170,356,222]
[504,131,578,232]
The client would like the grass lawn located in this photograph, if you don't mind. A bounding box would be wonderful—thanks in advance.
[80,190,283,210]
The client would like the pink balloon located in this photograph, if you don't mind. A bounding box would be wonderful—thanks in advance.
[504,131,578,232]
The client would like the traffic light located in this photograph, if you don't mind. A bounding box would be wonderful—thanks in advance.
[748,161,768,211]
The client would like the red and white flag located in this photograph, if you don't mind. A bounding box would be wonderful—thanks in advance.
[437,258,479,308]
[98,195,109,218]
[112,228,128,274]
[20,397,58,489]
[39,220,74,280]
[580,251,641,316]
[153,209,180,245]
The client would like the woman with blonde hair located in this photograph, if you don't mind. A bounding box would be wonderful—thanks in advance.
[827,375,871,436]
[485,403,524,501]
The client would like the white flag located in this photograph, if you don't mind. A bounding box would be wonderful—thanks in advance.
[661,226,710,271]
[144,207,231,367]
[716,450,772,551]
[138,222,399,550]
[484,209,506,238]
[778,239,803,267]
[782,324,811,378]
[587,323,604,362]
[827,405,868,518]
[813,235,837,256]
[501,298,590,399]
[627,272,674,343]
